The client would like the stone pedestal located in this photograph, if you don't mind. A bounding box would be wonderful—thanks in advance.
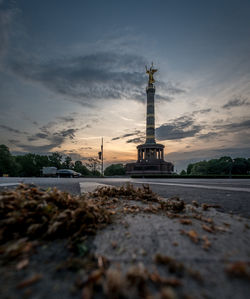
[126,143,174,175]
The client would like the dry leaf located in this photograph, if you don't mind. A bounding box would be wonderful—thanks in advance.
[180,219,192,225]
[16,258,29,270]
[225,262,250,279]
[202,235,211,250]
[187,230,199,243]
[202,224,214,233]
[17,273,43,289]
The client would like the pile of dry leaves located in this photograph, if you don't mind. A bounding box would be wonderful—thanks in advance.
[92,183,185,213]
[91,183,160,202]
[0,184,112,256]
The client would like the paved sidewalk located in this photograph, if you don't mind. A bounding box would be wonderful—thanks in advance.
[94,203,250,298]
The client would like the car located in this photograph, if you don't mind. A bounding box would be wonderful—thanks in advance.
[57,169,81,178]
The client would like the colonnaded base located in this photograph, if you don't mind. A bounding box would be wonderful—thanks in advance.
[126,143,174,175]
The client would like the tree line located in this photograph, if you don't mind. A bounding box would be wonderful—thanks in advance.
[0,144,102,177]
[181,156,250,176]
[2,144,248,177]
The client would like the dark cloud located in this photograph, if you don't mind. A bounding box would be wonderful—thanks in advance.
[9,52,184,105]
[16,127,78,153]
[197,132,219,140]
[58,150,89,161]
[112,130,143,141]
[126,137,145,144]
[191,108,211,116]
[35,133,48,139]
[79,147,92,150]
[59,128,76,139]
[222,96,250,109]
[0,124,23,134]
[216,119,250,132]
[156,116,203,141]
[16,143,62,153]
[39,121,57,134]
[56,116,75,123]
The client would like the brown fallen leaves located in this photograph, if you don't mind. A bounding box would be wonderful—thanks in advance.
[91,183,159,202]
[16,273,43,289]
[0,184,113,257]
[180,229,212,251]
[154,253,203,283]
[93,184,185,213]
[0,183,186,261]
[201,236,211,250]
[186,230,199,244]
[179,219,192,225]
[16,258,29,270]
[202,203,221,211]
[81,260,181,299]
[225,261,250,280]
[202,224,215,233]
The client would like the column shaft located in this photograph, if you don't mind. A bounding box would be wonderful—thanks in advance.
[146,86,156,144]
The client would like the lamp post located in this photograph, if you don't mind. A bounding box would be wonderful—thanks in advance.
[98,138,104,176]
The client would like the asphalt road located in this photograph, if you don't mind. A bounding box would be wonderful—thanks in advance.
[1,177,250,217]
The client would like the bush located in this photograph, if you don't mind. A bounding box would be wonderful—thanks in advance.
[104,164,126,176]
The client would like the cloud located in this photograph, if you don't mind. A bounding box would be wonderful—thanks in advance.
[222,96,250,109]
[216,119,250,132]
[126,137,145,144]
[112,130,143,141]
[191,108,211,116]
[197,132,219,140]
[56,116,75,123]
[9,52,185,106]
[0,1,17,61]
[79,146,92,150]
[158,81,185,95]
[13,125,78,152]
[156,116,203,141]
[0,124,24,134]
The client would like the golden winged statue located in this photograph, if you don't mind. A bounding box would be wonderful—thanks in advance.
[145,62,158,85]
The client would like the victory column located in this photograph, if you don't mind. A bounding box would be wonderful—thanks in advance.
[126,63,174,175]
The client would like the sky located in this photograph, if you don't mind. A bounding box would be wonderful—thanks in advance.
[0,0,250,172]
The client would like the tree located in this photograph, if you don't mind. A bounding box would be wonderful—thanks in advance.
[48,152,63,169]
[86,158,102,176]
[186,163,194,175]
[62,156,73,169]
[74,160,91,176]
[104,164,126,176]
[190,161,208,175]
[232,158,248,175]
[180,170,186,176]
[0,144,18,176]
[15,154,38,177]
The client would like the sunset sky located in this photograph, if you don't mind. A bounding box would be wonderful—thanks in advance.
[0,0,250,171]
